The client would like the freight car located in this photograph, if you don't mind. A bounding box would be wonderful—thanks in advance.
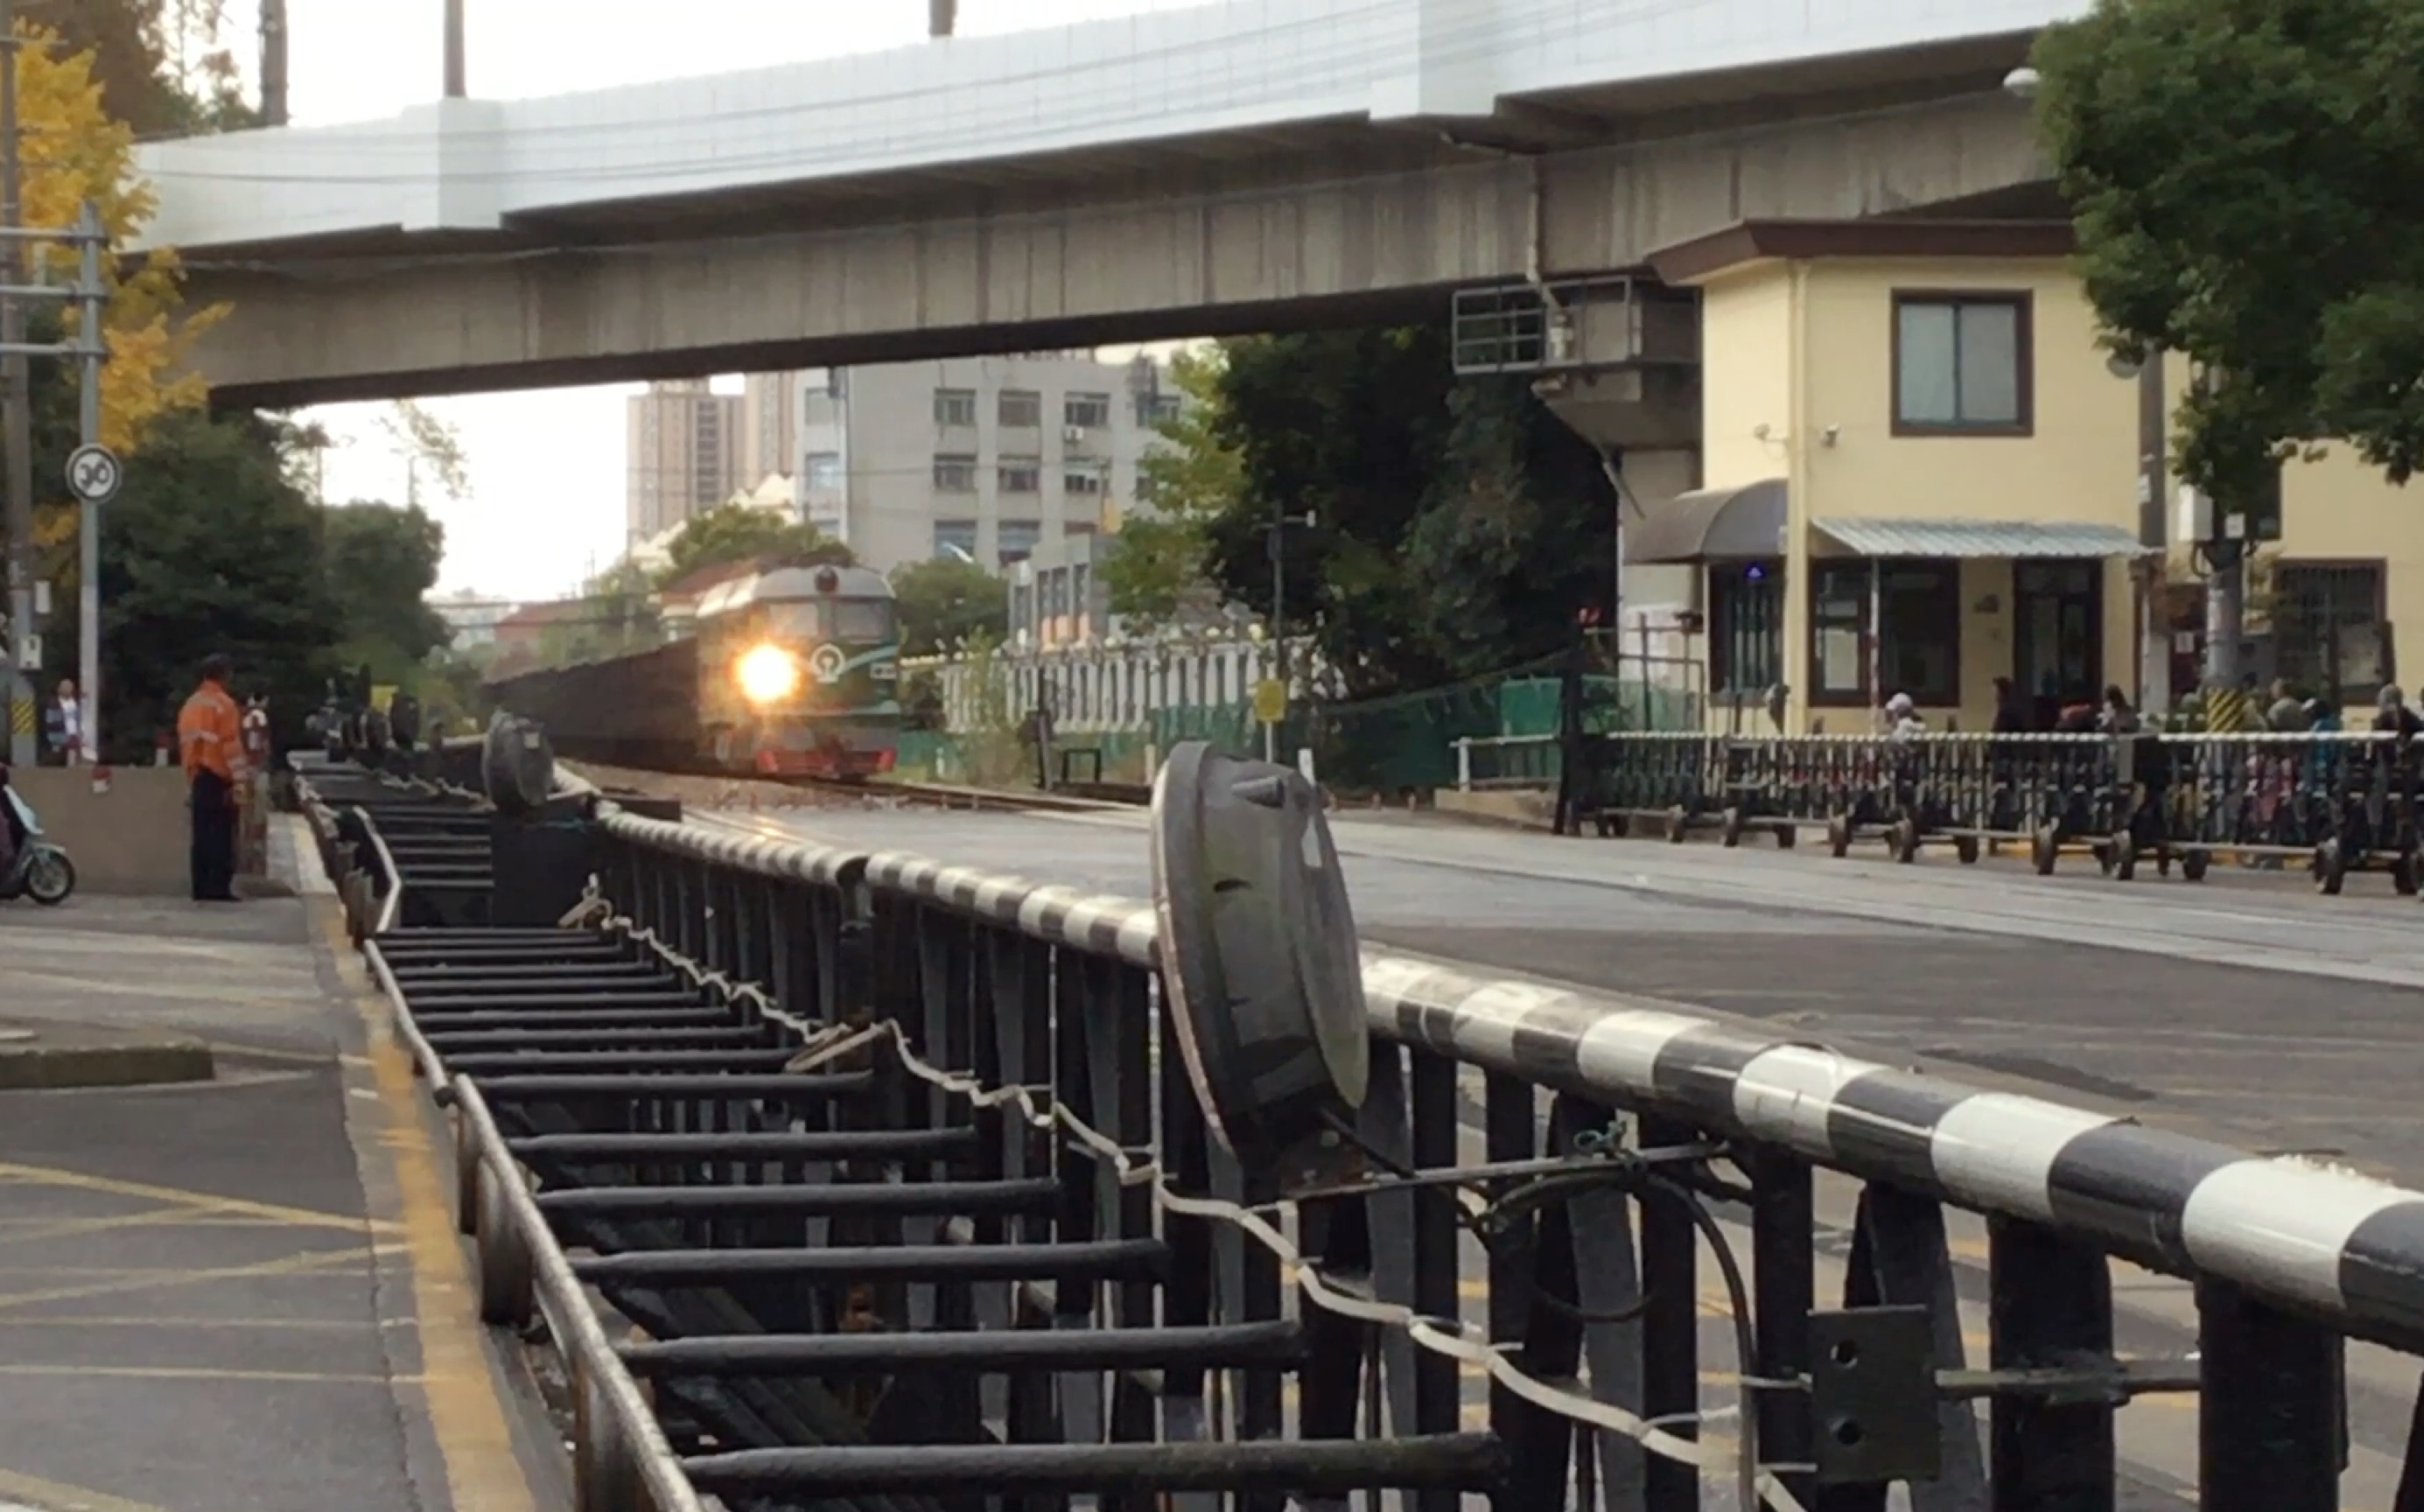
[485,562,902,779]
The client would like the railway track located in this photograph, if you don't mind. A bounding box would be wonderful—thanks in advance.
[560,758,1148,816]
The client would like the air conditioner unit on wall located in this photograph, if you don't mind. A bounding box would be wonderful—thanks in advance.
[1062,425,1088,444]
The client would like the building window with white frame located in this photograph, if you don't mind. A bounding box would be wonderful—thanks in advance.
[803,452,843,490]
[932,454,977,492]
[934,388,977,427]
[998,457,1041,494]
[933,520,977,560]
[1892,291,2031,435]
[1063,392,1111,430]
[998,389,1042,428]
[1063,466,1103,496]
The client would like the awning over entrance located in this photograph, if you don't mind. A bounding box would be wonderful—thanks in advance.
[1811,518,2153,558]
[1625,478,1786,564]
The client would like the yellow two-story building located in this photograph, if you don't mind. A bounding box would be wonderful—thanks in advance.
[1622,218,2415,734]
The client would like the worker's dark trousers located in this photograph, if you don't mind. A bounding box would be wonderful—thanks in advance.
[190,770,236,901]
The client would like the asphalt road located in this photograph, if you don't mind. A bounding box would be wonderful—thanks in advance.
[0,880,563,1512]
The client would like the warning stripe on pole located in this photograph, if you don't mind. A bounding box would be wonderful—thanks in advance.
[8,695,30,735]
[2206,686,2255,732]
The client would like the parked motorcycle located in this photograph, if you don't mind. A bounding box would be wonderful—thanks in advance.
[0,774,75,906]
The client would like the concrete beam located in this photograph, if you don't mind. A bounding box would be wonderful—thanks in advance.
[186,89,2042,408]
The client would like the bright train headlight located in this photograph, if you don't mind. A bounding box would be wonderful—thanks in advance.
[735,643,802,705]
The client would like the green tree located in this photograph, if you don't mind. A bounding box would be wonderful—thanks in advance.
[658,505,851,587]
[23,0,253,136]
[1202,328,1458,696]
[2033,0,2424,505]
[889,556,1006,655]
[320,501,450,681]
[1187,326,1615,699]
[1103,346,1238,629]
[62,411,345,757]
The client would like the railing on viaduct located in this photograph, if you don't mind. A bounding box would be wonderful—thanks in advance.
[293,741,2424,1510]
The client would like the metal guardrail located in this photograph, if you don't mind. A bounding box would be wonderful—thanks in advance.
[294,754,2424,1510]
[1540,731,2424,890]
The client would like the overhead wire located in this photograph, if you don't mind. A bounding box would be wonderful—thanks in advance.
[592,896,1816,1511]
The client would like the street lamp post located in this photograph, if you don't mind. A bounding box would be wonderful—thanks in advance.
[1265,506,1315,763]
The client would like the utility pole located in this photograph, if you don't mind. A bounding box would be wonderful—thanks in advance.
[74,201,103,764]
[259,0,290,126]
[1263,506,1314,764]
[443,0,466,98]
[1,0,31,766]
[2193,365,2251,696]
[2133,354,2169,714]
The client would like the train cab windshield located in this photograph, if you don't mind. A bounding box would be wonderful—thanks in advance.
[766,598,897,642]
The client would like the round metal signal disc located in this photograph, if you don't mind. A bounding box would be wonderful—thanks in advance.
[483,711,556,814]
[1151,740,1368,1178]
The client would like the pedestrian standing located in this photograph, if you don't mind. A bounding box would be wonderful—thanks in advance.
[43,678,81,765]
[177,654,248,903]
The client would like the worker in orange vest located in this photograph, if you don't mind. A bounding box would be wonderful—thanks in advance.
[177,654,249,902]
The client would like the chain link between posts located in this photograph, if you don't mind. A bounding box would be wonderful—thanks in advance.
[557,882,1808,1512]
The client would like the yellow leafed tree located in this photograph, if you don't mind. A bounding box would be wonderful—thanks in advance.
[17,21,224,457]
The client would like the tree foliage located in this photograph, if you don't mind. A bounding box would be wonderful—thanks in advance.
[380,399,473,502]
[658,506,851,588]
[321,502,452,681]
[6,3,454,758]
[60,411,343,753]
[2033,0,2424,504]
[23,0,252,136]
[1103,347,1238,630]
[890,556,1006,655]
[1179,328,1615,699]
[7,20,224,466]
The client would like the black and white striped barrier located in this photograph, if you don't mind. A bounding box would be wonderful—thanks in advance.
[857,841,2424,1349]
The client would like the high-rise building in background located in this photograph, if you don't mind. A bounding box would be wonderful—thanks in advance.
[740,371,799,486]
[625,379,744,542]
[793,352,1173,577]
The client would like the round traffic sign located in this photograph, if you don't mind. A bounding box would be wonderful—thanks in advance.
[1252,676,1286,725]
[65,444,122,503]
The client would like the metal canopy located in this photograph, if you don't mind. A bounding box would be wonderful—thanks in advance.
[1624,478,1786,564]
[1812,518,2152,559]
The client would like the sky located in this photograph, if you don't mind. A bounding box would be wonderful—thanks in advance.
[199,0,1208,603]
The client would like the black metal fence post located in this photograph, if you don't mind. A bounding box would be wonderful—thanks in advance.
[2197,1278,2342,1512]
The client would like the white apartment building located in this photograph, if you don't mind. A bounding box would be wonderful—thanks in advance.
[626,379,745,543]
[787,353,1175,576]
[739,372,797,486]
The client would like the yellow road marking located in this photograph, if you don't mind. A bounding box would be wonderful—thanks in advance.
[0,1465,172,1512]
[0,1208,324,1249]
[0,1314,361,1331]
[0,1242,386,1310]
[0,1363,403,1385]
[0,1160,397,1236]
[326,900,541,1512]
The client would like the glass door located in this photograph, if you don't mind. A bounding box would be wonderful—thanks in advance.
[2014,560,2103,725]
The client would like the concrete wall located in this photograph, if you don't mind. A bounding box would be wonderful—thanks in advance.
[12,767,193,898]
